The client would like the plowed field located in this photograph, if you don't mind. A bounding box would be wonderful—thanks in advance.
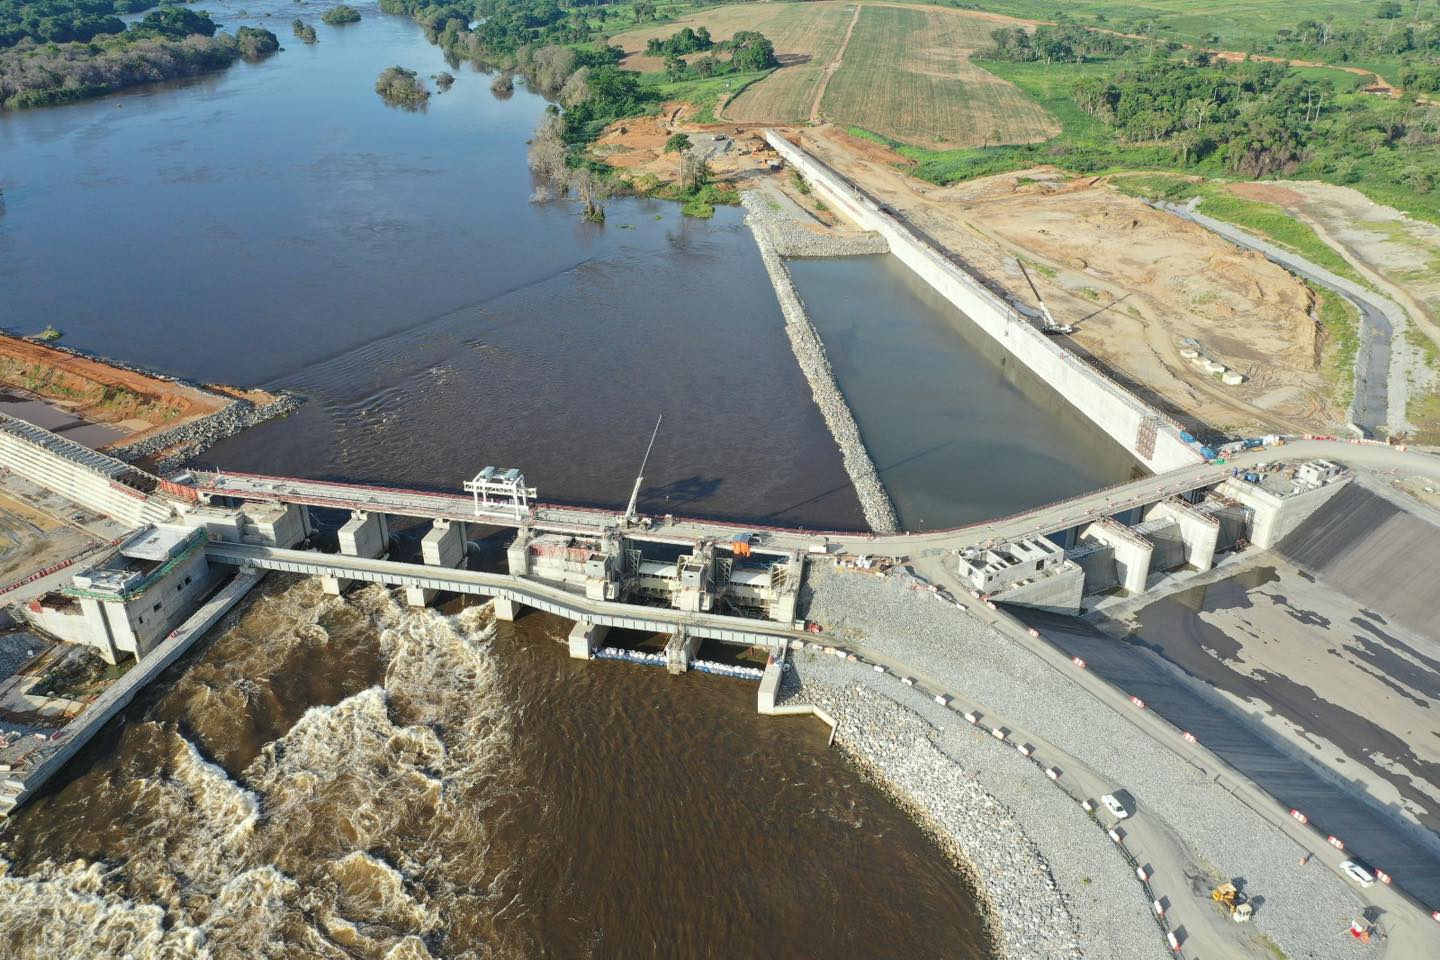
[820,4,1059,148]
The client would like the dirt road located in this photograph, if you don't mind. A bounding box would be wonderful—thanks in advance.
[809,2,861,124]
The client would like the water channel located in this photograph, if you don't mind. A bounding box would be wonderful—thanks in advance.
[0,4,1136,954]
[789,256,1140,529]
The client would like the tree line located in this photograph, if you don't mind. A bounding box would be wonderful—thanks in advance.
[0,4,278,109]
[954,22,1440,220]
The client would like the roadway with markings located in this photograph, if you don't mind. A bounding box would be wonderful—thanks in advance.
[191,439,1440,561]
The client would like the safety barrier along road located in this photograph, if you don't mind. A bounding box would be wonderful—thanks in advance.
[792,637,1189,959]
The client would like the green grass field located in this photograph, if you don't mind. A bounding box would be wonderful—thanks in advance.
[950,0,1403,55]
[637,68,773,123]
[610,1,855,122]
[723,1,855,122]
[896,57,1175,182]
[819,5,1058,147]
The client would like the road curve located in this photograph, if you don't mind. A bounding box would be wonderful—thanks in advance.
[1157,200,1403,437]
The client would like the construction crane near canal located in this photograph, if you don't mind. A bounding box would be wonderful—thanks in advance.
[1016,260,1075,336]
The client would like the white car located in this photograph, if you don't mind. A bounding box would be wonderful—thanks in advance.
[1340,860,1375,888]
[1100,793,1131,820]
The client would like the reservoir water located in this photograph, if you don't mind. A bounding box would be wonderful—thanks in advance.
[0,3,1137,955]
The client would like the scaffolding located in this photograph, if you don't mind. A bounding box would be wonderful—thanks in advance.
[463,467,536,521]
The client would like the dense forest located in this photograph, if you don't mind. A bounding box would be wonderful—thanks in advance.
[0,2,278,108]
[937,19,1440,220]
[0,0,148,47]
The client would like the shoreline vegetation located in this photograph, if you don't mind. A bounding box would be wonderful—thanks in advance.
[0,4,278,109]
[10,0,1435,227]
[379,0,777,220]
[887,12,1440,226]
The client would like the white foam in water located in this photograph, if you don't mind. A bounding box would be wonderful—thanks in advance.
[0,859,204,958]
[173,734,261,850]
[0,582,512,960]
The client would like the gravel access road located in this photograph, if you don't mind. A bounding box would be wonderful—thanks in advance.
[796,562,1436,960]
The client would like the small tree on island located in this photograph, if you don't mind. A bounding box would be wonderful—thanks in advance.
[680,148,710,193]
[322,4,360,25]
[375,66,429,109]
[572,167,610,223]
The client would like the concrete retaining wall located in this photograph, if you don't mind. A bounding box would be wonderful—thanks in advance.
[2,570,261,813]
[0,417,173,528]
[765,133,1202,476]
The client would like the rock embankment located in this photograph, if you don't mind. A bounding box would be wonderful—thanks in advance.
[743,196,899,533]
[742,190,889,258]
[787,653,1086,960]
[115,393,303,473]
[801,563,1366,960]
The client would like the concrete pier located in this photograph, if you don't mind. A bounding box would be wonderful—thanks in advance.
[406,519,465,607]
[1080,519,1153,594]
[568,620,608,659]
[492,596,517,621]
[1147,498,1220,572]
[665,630,701,675]
[322,511,389,595]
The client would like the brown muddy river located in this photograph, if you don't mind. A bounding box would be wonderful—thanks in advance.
[0,578,991,957]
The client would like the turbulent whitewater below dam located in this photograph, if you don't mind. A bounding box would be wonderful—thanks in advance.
[0,578,992,958]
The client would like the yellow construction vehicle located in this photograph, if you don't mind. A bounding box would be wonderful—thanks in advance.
[1211,882,1254,923]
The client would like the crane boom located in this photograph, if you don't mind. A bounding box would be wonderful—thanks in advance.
[624,415,663,522]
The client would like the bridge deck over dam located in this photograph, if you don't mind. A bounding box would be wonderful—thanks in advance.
[190,459,1237,556]
[205,541,801,650]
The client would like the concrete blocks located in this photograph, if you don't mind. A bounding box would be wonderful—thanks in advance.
[322,511,388,595]
[241,501,311,549]
[665,630,702,675]
[568,620,608,660]
[1218,470,1351,548]
[491,596,517,621]
[1079,519,1152,594]
[757,657,783,713]
[506,529,530,577]
[989,561,1085,615]
[406,519,466,607]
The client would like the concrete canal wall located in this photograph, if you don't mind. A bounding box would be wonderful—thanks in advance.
[764,132,1203,476]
